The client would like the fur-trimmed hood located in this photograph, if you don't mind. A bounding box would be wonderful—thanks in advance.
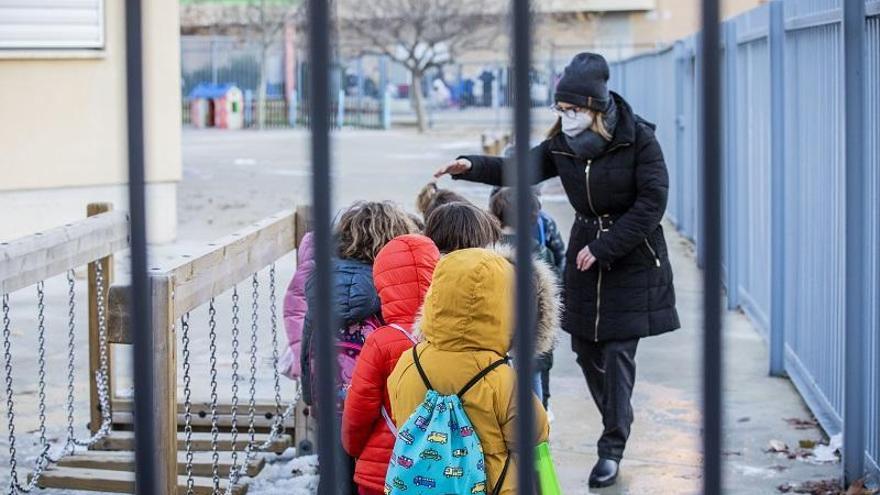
[412,245,561,357]
[490,243,561,356]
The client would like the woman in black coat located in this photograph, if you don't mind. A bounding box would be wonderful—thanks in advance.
[434,52,680,488]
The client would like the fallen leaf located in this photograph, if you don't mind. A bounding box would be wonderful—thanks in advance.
[799,439,817,449]
[785,417,819,430]
[768,439,789,453]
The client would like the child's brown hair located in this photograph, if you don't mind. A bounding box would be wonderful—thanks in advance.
[416,182,471,219]
[424,202,501,254]
[336,201,418,263]
[489,187,541,228]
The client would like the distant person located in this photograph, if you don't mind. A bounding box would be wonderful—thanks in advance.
[479,69,495,107]
[434,52,680,488]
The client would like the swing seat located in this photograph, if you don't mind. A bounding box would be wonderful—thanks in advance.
[30,465,248,494]
[57,450,266,478]
[91,430,293,454]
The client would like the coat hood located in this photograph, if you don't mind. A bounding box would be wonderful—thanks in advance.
[490,244,561,356]
[373,235,440,326]
[419,248,514,357]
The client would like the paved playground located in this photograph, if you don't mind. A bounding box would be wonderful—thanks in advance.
[0,126,842,494]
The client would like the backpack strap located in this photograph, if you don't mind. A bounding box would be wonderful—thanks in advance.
[457,356,510,398]
[412,345,435,391]
[492,454,512,495]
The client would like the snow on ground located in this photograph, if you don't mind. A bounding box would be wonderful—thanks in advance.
[245,450,318,495]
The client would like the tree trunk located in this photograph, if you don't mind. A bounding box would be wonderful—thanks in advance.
[410,70,428,133]
[257,44,269,130]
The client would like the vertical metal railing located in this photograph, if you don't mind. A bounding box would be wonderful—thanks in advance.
[307,0,344,494]
[510,0,537,492]
[842,0,868,485]
[768,0,786,378]
[123,0,161,493]
[700,0,723,493]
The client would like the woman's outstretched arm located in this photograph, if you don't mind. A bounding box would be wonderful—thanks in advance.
[434,140,557,186]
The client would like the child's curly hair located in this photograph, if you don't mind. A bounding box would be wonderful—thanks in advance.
[336,201,418,263]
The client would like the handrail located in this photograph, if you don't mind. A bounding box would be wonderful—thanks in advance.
[0,210,129,294]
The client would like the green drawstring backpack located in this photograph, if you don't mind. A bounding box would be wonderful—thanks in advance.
[535,442,562,495]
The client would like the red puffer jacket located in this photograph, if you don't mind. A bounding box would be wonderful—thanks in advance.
[342,234,439,491]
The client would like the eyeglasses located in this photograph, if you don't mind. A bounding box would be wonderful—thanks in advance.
[550,104,586,119]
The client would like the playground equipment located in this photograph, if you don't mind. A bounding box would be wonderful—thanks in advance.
[0,203,315,494]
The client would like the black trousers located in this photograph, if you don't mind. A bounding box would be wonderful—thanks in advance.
[571,335,639,462]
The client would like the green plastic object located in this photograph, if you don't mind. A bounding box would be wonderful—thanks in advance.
[535,442,563,495]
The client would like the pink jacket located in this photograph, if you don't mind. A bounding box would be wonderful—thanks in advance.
[280,232,315,379]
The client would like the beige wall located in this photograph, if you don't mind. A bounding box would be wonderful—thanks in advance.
[630,0,767,46]
[0,0,182,191]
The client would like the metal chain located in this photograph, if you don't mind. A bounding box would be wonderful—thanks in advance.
[269,264,283,426]
[74,261,113,447]
[35,282,50,458]
[2,292,23,493]
[227,287,241,484]
[55,270,79,459]
[180,312,195,495]
[208,299,221,494]
[247,274,259,445]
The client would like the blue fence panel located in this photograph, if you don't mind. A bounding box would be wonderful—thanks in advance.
[781,1,846,432]
[866,6,880,474]
[607,0,879,477]
[731,6,772,333]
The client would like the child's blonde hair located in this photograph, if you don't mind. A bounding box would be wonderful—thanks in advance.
[336,201,418,263]
[416,182,470,219]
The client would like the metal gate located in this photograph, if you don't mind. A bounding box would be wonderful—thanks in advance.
[118,0,874,492]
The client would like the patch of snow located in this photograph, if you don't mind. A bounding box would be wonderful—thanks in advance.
[243,449,319,495]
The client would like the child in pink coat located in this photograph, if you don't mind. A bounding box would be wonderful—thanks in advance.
[279,232,315,379]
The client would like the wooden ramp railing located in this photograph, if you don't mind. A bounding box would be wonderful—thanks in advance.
[0,203,315,494]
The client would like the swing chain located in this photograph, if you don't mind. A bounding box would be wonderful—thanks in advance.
[58,270,78,458]
[2,292,23,493]
[228,287,241,481]
[181,312,195,495]
[35,282,49,457]
[75,260,113,447]
[248,274,259,444]
[208,298,221,494]
[269,264,283,426]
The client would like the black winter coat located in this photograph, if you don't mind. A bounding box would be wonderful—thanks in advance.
[456,92,680,342]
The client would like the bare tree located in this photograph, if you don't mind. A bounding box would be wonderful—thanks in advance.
[337,0,504,132]
[244,0,300,129]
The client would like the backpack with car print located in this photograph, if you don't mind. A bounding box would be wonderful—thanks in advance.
[384,345,510,495]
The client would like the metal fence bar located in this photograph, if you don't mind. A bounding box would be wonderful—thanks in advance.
[511,0,537,493]
[842,0,868,485]
[700,0,723,493]
[307,0,341,494]
[723,20,740,310]
[124,0,162,492]
[768,0,786,377]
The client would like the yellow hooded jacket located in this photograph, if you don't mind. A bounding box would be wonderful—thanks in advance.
[388,248,550,494]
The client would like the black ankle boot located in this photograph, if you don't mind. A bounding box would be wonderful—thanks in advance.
[589,458,619,488]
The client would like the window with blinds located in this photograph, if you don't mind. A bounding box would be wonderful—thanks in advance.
[0,0,105,49]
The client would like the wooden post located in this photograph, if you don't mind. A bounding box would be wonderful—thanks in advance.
[88,202,114,435]
[151,273,179,494]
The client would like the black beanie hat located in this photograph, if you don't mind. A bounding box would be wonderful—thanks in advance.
[555,52,610,112]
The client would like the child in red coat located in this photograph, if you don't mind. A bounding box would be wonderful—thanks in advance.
[341,234,440,495]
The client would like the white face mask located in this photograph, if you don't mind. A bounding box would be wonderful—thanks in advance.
[561,111,594,137]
